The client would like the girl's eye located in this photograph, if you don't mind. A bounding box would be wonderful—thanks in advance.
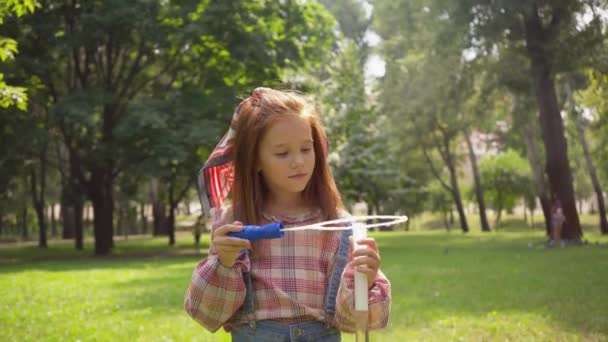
[301,148,312,153]
[275,152,288,157]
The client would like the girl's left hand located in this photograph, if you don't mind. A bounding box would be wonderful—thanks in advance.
[350,237,381,289]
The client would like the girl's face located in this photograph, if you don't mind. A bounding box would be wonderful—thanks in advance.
[257,115,316,198]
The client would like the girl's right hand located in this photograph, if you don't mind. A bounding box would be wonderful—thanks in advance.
[212,221,252,267]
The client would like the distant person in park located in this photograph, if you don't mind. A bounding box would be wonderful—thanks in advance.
[550,199,566,247]
[184,87,390,341]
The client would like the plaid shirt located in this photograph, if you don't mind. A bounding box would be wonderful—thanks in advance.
[184,207,391,333]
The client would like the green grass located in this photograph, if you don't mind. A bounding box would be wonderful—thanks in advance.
[1,228,608,341]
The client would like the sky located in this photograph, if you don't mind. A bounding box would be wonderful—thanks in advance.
[361,0,386,80]
[364,30,386,79]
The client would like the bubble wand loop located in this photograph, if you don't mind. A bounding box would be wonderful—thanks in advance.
[227,215,409,240]
[227,215,408,342]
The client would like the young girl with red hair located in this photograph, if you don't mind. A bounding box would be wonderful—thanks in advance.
[184,88,391,341]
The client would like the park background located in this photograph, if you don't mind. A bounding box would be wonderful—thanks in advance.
[1,0,608,341]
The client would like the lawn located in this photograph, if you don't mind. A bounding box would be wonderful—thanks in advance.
[1,227,607,341]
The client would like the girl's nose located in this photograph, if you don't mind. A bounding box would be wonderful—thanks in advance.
[291,152,304,168]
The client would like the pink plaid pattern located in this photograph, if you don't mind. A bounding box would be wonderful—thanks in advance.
[184,207,391,333]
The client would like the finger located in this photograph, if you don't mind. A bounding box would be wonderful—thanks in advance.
[355,266,378,280]
[214,223,245,237]
[216,247,247,255]
[350,236,369,247]
[355,264,376,275]
[215,238,251,250]
[352,248,380,260]
[214,236,252,249]
[352,256,380,269]
[354,238,378,251]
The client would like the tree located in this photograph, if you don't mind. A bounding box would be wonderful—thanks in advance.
[575,70,608,234]
[8,0,335,254]
[460,65,501,232]
[374,0,474,232]
[448,0,608,241]
[479,150,534,227]
[487,43,555,236]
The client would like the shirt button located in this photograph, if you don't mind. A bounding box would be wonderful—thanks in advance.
[294,328,304,336]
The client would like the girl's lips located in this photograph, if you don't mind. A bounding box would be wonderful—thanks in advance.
[288,173,307,179]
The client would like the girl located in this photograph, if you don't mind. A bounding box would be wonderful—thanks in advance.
[184,88,391,341]
[550,199,566,247]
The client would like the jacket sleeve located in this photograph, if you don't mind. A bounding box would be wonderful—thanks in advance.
[184,207,251,332]
[334,251,391,332]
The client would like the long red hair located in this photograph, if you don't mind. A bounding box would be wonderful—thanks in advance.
[231,88,343,224]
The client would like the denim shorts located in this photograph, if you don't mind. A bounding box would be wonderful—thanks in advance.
[230,320,341,342]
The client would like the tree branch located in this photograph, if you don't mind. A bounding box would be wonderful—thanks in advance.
[422,146,452,193]
[116,38,146,101]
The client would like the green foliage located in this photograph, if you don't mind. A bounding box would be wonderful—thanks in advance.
[479,150,533,214]
[1,0,336,238]
[427,182,452,214]
[0,0,35,109]
[577,70,608,187]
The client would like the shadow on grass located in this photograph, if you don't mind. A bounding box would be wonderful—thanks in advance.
[0,252,207,275]
[0,233,211,268]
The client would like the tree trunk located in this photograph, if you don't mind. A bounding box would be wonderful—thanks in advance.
[495,206,503,228]
[89,169,115,255]
[571,101,608,234]
[523,120,552,234]
[0,209,3,236]
[167,179,192,245]
[437,129,469,233]
[34,201,47,248]
[74,198,84,250]
[444,145,469,233]
[167,180,176,245]
[50,204,57,237]
[117,204,129,240]
[525,9,582,241]
[140,202,147,235]
[21,205,28,240]
[517,97,552,236]
[153,200,167,236]
[448,209,454,226]
[61,164,85,250]
[30,165,47,248]
[150,179,167,236]
[464,130,490,232]
[117,205,124,237]
[61,204,75,239]
[530,205,535,229]
[168,203,176,245]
